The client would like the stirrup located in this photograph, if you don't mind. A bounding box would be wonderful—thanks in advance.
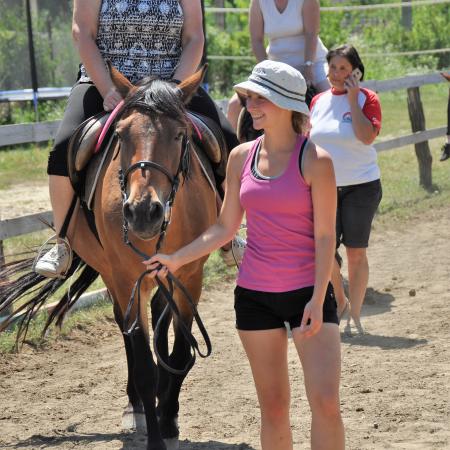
[33,234,73,279]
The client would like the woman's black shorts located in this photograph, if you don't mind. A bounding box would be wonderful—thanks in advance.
[234,284,338,331]
[336,179,382,249]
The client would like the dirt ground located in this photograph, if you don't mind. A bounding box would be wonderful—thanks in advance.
[0,190,449,450]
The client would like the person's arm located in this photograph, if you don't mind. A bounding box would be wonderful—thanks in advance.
[345,76,380,144]
[301,0,321,86]
[72,0,122,110]
[172,0,204,82]
[144,143,249,276]
[300,141,337,337]
[249,0,267,62]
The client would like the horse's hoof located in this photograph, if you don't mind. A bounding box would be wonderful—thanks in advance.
[163,437,179,450]
[122,403,147,433]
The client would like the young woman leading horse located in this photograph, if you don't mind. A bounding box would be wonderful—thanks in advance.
[0,68,217,450]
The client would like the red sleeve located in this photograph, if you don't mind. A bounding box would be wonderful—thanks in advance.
[361,88,382,132]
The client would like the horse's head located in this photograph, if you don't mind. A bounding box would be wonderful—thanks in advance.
[110,65,206,240]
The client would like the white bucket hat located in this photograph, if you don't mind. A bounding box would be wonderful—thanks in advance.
[233,60,309,116]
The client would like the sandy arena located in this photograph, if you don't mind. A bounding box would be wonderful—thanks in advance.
[0,189,449,449]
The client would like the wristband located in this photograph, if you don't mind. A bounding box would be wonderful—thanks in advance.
[304,60,314,67]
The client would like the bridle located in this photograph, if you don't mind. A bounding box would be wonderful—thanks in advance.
[110,97,212,375]
[117,111,190,256]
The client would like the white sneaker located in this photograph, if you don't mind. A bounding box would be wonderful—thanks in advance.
[220,235,246,267]
[34,242,71,278]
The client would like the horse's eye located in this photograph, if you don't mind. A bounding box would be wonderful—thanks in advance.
[175,132,184,141]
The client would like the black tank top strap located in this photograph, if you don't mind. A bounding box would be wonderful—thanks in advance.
[298,136,308,178]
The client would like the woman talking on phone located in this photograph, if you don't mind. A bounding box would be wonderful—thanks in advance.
[309,45,382,335]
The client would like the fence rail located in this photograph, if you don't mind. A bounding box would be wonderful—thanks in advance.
[0,72,447,247]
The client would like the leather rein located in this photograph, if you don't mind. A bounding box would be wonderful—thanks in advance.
[109,99,212,375]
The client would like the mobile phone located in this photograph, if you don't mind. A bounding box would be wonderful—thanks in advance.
[352,68,362,81]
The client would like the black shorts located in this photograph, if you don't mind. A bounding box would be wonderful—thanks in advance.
[48,82,104,177]
[336,179,382,249]
[234,284,338,331]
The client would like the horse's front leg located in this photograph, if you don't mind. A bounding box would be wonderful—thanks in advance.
[129,312,166,450]
[156,269,203,449]
[151,288,172,405]
[113,302,146,432]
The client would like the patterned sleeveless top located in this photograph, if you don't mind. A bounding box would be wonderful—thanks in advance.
[79,0,184,84]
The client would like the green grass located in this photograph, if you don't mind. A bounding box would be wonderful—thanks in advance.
[1,84,449,352]
[0,144,50,189]
[377,141,450,224]
[0,298,113,353]
[378,83,448,140]
[0,100,66,126]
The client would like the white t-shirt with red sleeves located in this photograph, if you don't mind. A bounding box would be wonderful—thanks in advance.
[309,88,382,187]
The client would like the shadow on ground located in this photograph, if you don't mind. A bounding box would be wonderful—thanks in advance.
[341,284,395,318]
[3,432,256,450]
[341,332,427,349]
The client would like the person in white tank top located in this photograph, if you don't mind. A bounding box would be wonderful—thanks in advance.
[227,0,330,131]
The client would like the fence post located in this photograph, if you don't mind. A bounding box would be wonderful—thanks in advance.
[407,87,433,190]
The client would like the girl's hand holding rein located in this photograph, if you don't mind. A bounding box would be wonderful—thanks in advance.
[143,253,181,279]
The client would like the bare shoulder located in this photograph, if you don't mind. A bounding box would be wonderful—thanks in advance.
[305,140,332,163]
[226,141,254,179]
[229,141,253,165]
[303,140,334,183]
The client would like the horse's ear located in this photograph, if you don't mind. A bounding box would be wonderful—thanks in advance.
[107,60,134,98]
[178,64,208,104]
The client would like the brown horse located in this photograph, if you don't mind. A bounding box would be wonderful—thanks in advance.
[0,67,217,450]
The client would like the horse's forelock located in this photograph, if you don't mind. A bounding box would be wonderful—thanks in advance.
[124,78,186,125]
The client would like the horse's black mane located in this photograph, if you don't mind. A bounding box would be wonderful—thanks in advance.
[123,77,187,125]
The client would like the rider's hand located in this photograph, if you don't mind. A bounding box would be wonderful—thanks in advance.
[103,86,123,112]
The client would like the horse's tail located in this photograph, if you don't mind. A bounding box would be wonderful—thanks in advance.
[0,252,100,347]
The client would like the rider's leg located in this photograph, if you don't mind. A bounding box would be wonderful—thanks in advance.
[35,82,104,278]
[49,175,77,238]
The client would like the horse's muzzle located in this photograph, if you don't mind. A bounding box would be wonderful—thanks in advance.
[123,198,164,239]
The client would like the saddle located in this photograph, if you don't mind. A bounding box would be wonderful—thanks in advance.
[67,111,115,209]
[187,111,228,186]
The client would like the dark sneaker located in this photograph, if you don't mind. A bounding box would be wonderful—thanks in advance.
[440,143,450,162]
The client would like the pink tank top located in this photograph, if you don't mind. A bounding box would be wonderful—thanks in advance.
[237,135,315,292]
